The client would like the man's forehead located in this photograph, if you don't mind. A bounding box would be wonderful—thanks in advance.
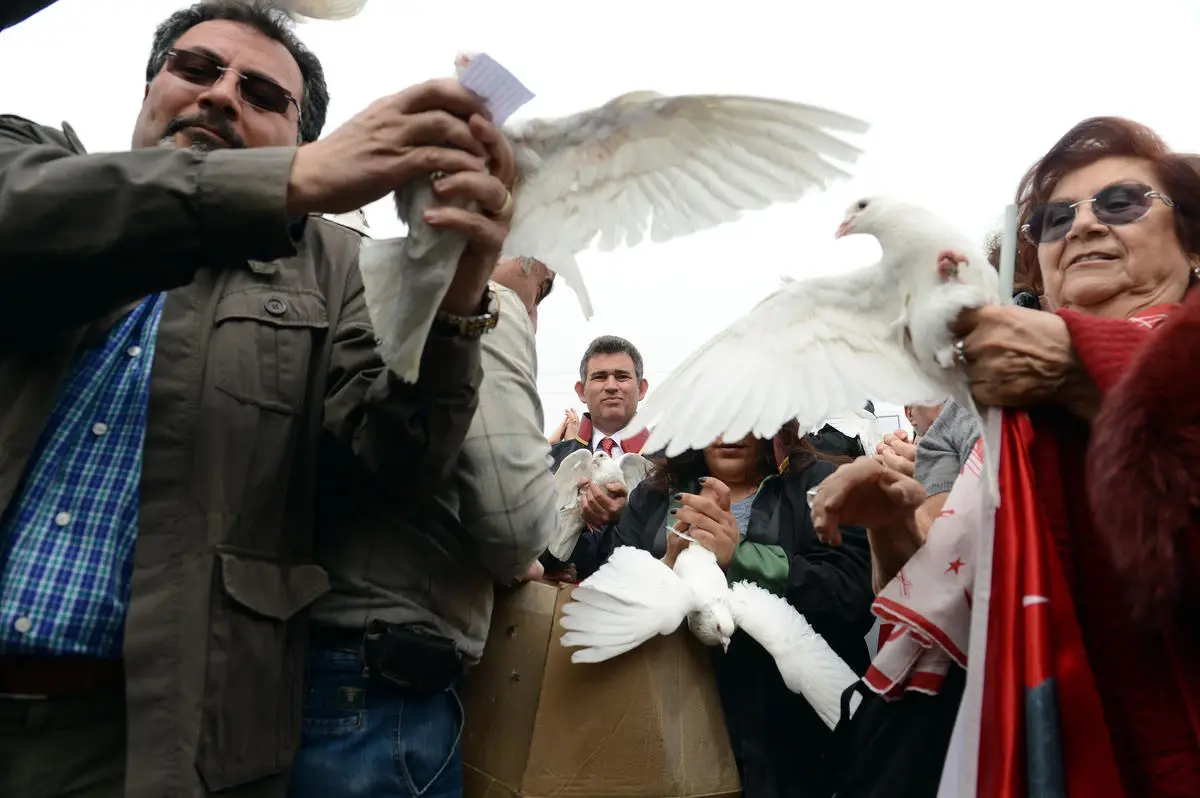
[587,353,635,374]
[173,20,303,98]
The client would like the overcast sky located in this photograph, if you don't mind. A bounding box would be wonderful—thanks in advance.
[4,0,1198,434]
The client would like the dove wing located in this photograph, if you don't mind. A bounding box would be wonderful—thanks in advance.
[616,453,653,492]
[275,0,369,19]
[728,581,860,730]
[504,93,867,316]
[629,265,951,458]
[560,546,697,663]
[547,449,594,560]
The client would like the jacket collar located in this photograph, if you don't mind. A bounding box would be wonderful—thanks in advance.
[575,412,649,454]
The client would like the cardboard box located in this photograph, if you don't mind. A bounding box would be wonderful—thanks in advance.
[461,581,742,798]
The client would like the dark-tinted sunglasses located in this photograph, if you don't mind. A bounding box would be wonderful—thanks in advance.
[164,48,300,119]
[1022,181,1174,245]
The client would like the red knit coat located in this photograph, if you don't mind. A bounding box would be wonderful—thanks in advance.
[1051,300,1200,796]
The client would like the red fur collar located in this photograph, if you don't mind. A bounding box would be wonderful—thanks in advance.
[1088,291,1200,621]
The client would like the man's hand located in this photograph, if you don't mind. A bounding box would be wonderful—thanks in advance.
[429,114,518,314]
[518,560,545,583]
[286,79,493,217]
[577,478,627,529]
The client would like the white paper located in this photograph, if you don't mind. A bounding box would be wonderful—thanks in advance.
[457,53,535,125]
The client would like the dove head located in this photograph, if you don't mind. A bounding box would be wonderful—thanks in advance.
[836,196,942,243]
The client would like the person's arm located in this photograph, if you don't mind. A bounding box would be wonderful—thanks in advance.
[0,115,300,334]
[780,464,876,635]
[455,286,556,582]
[322,238,482,499]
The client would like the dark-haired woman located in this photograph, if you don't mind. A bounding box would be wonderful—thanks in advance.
[598,427,874,798]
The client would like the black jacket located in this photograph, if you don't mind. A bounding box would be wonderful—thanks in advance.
[598,460,876,798]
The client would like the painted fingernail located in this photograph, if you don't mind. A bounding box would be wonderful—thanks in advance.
[671,493,682,501]
[669,508,677,516]
[697,477,708,484]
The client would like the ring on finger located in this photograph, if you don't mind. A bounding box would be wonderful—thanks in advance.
[952,339,968,366]
[490,189,514,219]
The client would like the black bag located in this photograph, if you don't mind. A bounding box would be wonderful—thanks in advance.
[827,667,966,798]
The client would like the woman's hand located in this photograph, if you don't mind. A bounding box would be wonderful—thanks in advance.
[809,457,926,546]
[666,477,740,569]
[875,429,918,477]
[952,305,1099,418]
[563,408,580,441]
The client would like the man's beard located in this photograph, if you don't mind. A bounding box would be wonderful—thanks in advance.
[157,113,245,152]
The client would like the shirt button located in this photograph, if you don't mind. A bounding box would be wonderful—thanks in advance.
[92,422,109,436]
[13,617,32,634]
[54,511,71,527]
[264,297,288,316]
[126,346,142,358]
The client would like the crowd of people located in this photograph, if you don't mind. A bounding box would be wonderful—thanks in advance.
[0,2,1198,797]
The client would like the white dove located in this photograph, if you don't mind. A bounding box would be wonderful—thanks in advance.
[358,52,869,382]
[624,196,1003,502]
[560,544,861,729]
[549,449,653,561]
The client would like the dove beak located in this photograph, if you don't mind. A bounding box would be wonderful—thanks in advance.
[835,219,852,239]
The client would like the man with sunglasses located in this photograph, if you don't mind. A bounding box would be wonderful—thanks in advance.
[0,2,516,797]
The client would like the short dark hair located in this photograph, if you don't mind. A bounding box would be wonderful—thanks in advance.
[578,335,644,382]
[144,0,328,143]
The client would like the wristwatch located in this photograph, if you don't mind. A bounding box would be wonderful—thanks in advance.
[430,289,500,339]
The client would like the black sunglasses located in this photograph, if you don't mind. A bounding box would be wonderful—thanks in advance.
[1022,181,1174,245]
[164,49,300,119]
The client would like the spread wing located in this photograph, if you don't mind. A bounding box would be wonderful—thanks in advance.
[547,449,594,560]
[275,0,369,19]
[628,264,950,458]
[560,546,697,663]
[504,93,868,316]
[728,581,860,730]
[616,453,653,492]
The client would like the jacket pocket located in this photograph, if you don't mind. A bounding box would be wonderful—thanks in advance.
[211,286,330,414]
[196,549,331,792]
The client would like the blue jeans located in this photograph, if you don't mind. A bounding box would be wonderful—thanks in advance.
[288,646,464,798]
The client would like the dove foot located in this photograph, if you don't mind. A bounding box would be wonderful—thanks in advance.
[937,250,969,282]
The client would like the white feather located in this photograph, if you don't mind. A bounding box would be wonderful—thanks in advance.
[504,92,868,317]
[624,195,1003,503]
[728,581,861,730]
[272,0,368,20]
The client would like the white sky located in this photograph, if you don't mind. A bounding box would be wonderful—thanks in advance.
[4,0,1199,435]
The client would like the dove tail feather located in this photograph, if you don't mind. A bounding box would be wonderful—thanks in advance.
[548,509,585,561]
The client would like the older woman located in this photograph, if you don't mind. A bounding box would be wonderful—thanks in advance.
[595,428,873,798]
[814,117,1200,797]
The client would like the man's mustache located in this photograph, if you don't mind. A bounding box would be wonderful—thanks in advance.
[162,114,245,149]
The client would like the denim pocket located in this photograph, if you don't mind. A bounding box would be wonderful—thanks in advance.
[395,685,464,797]
[300,648,367,739]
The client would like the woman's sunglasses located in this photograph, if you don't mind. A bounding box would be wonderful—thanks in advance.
[164,48,300,119]
[1022,181,1174,245]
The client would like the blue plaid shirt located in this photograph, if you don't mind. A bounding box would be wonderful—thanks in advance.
[0,293,165,658]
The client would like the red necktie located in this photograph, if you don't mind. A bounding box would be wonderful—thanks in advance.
[599,437,616,456]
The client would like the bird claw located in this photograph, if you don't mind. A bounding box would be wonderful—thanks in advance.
[937,250,968,283]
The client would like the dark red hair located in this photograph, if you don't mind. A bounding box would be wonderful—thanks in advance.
[1013,116,1200,294]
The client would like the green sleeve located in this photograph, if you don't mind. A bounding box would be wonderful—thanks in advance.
[727,539,790,595]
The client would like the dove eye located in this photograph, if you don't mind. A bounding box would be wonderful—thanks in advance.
[856,200,869,211]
